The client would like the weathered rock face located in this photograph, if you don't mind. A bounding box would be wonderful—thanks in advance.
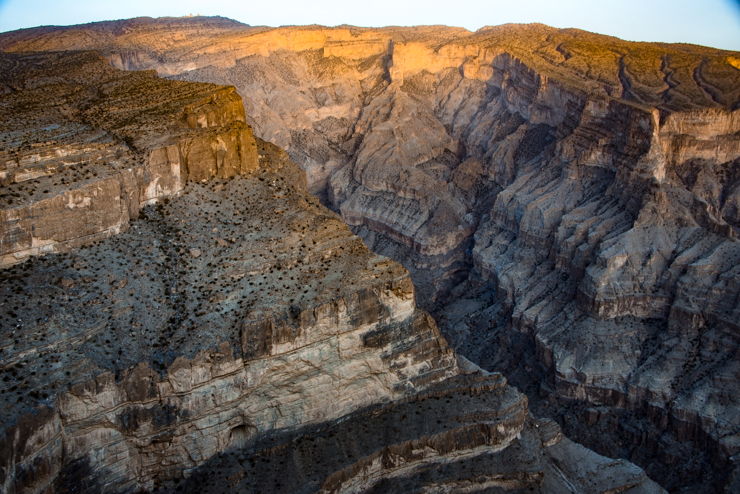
[0,51,258,266]
[0,136,458,493]
[9,18,738,491]
[0,51,661,494]
[173,374,664,494]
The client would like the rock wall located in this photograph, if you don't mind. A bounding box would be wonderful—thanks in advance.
[2,285,455,493]
[3,18,736,491]
[175,373,663,494]
[0,47,664,494]
[0,52,258,266]
[0,129,460,493]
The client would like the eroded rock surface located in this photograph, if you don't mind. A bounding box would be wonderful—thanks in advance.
[30,20,738,492]
[16,18,738,491]
[0,50,257,266]
[174,374,663,494]
[0,50,660,494]
[0,139,457,492]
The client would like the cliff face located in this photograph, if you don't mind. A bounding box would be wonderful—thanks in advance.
[174,374,663,494]
[0,51,258,266]
[11,19,737,490]
[0,50,662,494]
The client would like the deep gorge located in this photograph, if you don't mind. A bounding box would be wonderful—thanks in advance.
[1,16,739,493]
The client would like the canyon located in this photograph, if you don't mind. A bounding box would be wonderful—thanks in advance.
[0,50,665,493]
[1,15,739,492]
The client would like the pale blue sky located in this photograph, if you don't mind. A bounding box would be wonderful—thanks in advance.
[0,0,738,51]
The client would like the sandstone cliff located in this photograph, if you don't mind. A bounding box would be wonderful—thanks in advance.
[0,50,662,493]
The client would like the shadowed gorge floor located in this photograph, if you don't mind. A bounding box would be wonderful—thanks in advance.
[2,16,740,492]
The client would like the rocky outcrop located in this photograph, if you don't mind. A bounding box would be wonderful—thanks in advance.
[0,51,258,266]
[0,134,459,492]
[174,374,664,494]
[3,276,454,493]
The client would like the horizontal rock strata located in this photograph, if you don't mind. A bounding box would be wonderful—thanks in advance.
[0,51,258,266]
[0,138,459,493]
[0,47,663,494]
[165,374,664,494]
[10,18,737,491]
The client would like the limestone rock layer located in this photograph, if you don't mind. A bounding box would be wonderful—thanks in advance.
[175,374,664,494]
[0,51,258,266]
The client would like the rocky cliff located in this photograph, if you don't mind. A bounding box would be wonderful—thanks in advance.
[0,50,663,493]
[175,374,663,494]
[0,50,257,266]
[13,18,735,491]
